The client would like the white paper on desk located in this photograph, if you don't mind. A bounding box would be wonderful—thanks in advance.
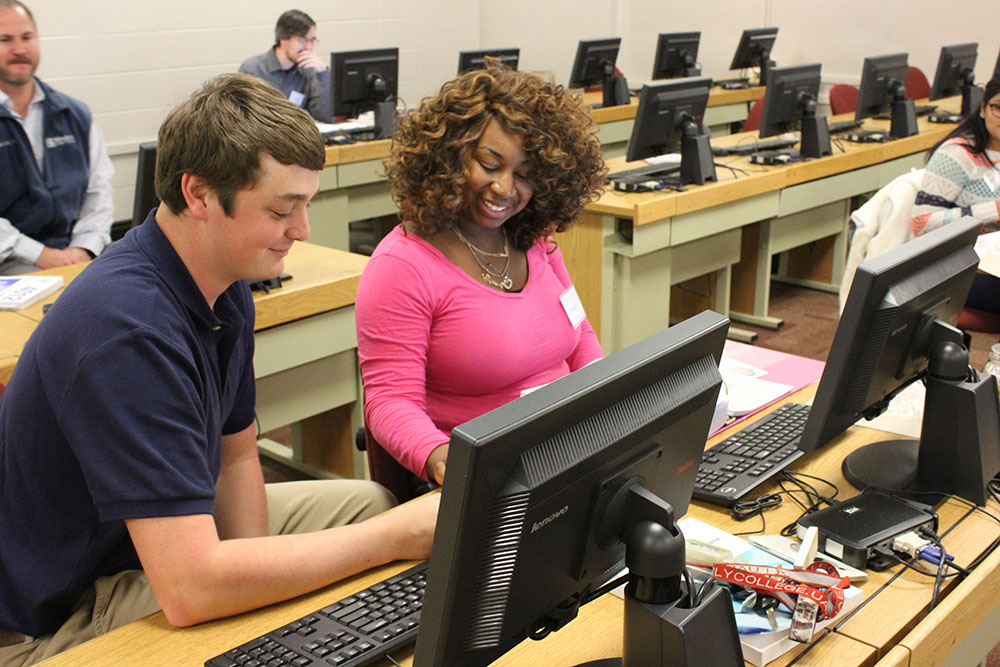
[719,358,793,417]
[856,382,924,439]
[975,231,1000,278]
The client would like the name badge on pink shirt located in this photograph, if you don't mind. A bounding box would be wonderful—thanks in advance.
[560,286,586,329]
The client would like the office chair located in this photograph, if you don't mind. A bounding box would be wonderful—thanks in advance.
[742,97,764,133]
[829,84,859,115]
[958,307,1000,334]
[905,66,931,100]
[355,427,432,503]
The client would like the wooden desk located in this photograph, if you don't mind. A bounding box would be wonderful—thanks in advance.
[0,243,369,479]
[305,86,766,252]
[40,383,1000,666]
[565,97,961,353]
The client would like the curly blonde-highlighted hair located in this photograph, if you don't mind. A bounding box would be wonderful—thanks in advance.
[384,60,606,251]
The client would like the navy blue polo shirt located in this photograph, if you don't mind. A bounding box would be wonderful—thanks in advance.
[0,211,256,637]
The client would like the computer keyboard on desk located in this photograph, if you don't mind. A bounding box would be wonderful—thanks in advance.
[693,402,811,506]
[873,104,937,119]
[712,136,799,157]
[606,161,681,183]
[317,120,377,144]
[205,561,427,667]
[827,118,864,133]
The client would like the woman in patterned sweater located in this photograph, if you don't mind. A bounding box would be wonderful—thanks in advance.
[912,75,1000,312]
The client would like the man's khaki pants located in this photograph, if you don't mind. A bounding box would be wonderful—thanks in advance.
[0,480,395,666]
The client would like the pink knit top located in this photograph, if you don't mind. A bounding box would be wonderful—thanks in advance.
[355,226,603,479]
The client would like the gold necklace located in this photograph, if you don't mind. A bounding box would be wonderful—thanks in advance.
[451,225,514,291]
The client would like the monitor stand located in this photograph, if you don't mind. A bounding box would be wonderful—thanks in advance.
[842,336,1000,506]
[889,97,918,139]
[601,63,631,108]
[758,54,775,87]
[799,103,832,158]
[577,484,743,667]
[680,119,717,186]
[373,99,396,140]
[962,84,984,118]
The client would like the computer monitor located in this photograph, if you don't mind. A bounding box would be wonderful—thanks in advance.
[797,217,1000,505]
[130,141,158,228]
[329,47,399,139]
[929,43,982,117]
[729,27,778,86]
[568,37,629,108]
[414,310,743,666]
[457,48,519,73]
[994,47,1000,80]
[757,63,831,159]
[651,31,701,79]
[854,53,919,139]
[624,77,716,186]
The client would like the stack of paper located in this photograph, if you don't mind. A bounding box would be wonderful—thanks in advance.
[0,275,63,310]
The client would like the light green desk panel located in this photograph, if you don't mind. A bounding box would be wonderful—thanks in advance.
[670,190,780,247]
[254,307,362,477]
[876,153,927,187]
[603,228,741,352]
[778,164,882,218]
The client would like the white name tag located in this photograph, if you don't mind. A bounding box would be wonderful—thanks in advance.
[560,286,586,329]
[288,90,306,107]
[44,134,75,149]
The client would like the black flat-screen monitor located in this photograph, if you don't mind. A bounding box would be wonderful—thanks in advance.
[729,27,778,85]
[854,53,918,138]
[458,48,519,73]
[758,63,831,158]
[569,37,629,108]
[624,77,716,185]
[797,217,1000,505]
[652,31,701,79]
[994,47,1000,80]
[131,141,158,228]
[414,310,743,666]
[330,47,399,139]
[929,43,982,117]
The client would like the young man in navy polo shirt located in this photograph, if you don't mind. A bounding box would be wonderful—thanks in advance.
[0,0,113,274]
[0,73,439,665]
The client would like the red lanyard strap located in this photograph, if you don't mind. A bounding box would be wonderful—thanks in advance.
[711,562,849,620]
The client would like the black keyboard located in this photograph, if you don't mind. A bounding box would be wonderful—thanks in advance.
[606,161,681,183]
[712,77,751,87]
[872,104,937,120]
[827,119,864,134]
[712,137,799,157]
[693,402,810,506]
[205,561,428,667]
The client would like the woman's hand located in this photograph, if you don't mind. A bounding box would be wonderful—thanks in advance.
[425,443,449,486]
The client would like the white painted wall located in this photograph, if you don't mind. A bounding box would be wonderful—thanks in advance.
[22,0,999,222]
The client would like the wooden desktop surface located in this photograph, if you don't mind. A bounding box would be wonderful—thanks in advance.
[39,383,1000,667]
[0,243,365,385]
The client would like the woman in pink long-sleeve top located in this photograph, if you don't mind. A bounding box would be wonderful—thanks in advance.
[356,60,606,486]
